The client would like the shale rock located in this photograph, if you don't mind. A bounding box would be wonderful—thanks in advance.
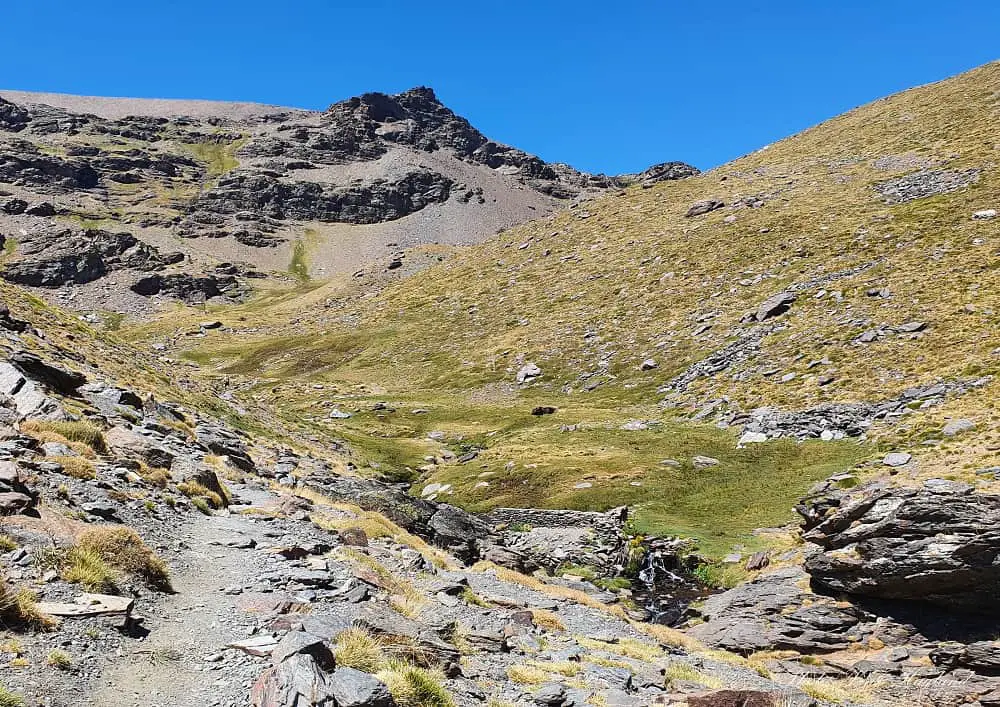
[801,482,1000,612]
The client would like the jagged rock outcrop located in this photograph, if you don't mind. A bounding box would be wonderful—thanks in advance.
[0,142,99,191]
[130,272,243,303]
[2,227,170,287]
[301,474,494,564]
[800,479,1000,613]
[189,169,453,225]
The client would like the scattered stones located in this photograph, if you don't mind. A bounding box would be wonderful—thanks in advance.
[874,168,980,204]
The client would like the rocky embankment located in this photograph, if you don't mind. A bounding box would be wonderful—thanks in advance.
[689,474,1000,706]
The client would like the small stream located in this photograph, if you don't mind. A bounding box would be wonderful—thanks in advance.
[630,538,714,625]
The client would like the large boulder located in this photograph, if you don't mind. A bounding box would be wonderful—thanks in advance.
[105,426,175,468]
[801,481,1000,612]
[195,421,255,471]
[688,567,873,653]
[250,653,336,707]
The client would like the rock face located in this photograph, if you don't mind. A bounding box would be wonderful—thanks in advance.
[1,228,167,287]
[689,567,873,653]
[800,481,1000,613]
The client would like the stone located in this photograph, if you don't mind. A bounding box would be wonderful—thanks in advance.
[229,635,282,657]
[11,351,86,394]
[685,199,725,217]
[338,527,369,547]
[942,418,975,437]
[894,321,926,333]
[270,630,336,671]
[692,455,720,468]
[687,691,782,707]
[882,452,911,467]
[640,359,658,371]
[534,682,568,705]
[738,431,768,445]
[973,209,997,220]
[531,406,557,416]
[35,593,134,617]
[755,292,796,321]
[328,408,352,419]
[326,667,393,707]
[801,482,1000,611]
[517,363,542,384]
[250,653,336,707]
[105,426,175,468]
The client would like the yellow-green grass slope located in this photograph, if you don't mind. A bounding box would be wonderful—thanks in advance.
[129,61,1000,555]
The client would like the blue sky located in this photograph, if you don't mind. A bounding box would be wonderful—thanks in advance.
[3,1,998,173]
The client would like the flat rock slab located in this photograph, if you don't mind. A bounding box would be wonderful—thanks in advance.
[36,593,134,617]
[228,634,281,657]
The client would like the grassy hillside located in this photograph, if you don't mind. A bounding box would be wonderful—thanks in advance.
[123,61,1000,556]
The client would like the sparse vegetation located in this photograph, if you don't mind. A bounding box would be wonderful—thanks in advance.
[376,659,453,707]
[67,527,171,591]
[0,583,55,631]
[20,420,107,455]
[333,627,385,673]
[0,686,25,707]
[50,456,96,480]
[46,649,71,670]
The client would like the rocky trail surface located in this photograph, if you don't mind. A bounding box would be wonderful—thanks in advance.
[90,484,279,707]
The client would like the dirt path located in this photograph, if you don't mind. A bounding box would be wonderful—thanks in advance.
[88,485,277,707]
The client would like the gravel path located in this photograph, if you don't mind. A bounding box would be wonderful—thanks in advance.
[88,486,278,707]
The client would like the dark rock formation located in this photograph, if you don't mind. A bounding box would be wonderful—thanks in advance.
[801,480,1000,613]
[0,142,99,191]
[189,169,452,225]
[11,351,86,395]
[130,273,242,303]
[2,228,166,287]
[688,567,873,653]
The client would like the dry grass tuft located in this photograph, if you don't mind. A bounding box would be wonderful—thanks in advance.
[0,584,56,631]
[50,456,95,480]
[334,627,385,673]
[376,659,453,707]
[21,420,107,455]
[73,526,171,591]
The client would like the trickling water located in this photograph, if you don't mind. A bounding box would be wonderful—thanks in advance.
[630,540,713,626]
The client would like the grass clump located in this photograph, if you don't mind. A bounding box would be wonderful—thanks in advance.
[505,663,549,685]
[63,548,117,593]
[0,686,25,707]
[50,456,96,481]
[0,584,55,631]
[138,463,170,488]
[21,420,107,455]
[664,661,724,689]
[333,627,385,673]
[0,537,16,553]
[46,649,71,669]
[177,480,225,510]
[71,527,171,591]
[800,678,877,705]
[376,659,453,707]
[529,609,565,632]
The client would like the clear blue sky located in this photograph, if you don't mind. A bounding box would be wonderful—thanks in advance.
[3,1,998,173]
